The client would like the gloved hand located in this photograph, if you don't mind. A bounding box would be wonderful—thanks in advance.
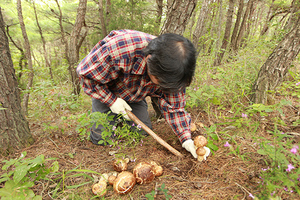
[182,139,211,160]
[109,98,132,120]
[182,139,197,158]
[203,146,211,160]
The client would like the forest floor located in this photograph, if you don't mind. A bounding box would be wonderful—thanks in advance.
[1,96,300,200]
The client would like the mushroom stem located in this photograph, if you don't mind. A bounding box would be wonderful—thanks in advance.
[126,110,184,158]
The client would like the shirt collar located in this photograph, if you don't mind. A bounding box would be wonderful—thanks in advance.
[131,57,147,75]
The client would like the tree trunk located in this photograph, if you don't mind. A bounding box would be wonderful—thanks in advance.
[242,0,256,46]
[55,0,87,96]
[0,8,34,155]
[251,15,300,104]
[152,0,196,119]
[213,0,234,66]
[260,0,275,36]
[69,0,88,96]
[192,0,210,55]
[155,0,163,35]
[230,0,244,52]
[207,5,217,55]
[253,2,263,37]
[160,0,197,34]
[33,0,54,83]
[216,0,223,53]
[284,0,298,32]
[6,25,25,83]
[95,0,107,38]
[17,0,34,115]
[234,0,253,51]
[105,0,111,26]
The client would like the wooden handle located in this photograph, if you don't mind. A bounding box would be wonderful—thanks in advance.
[126,110,184,158]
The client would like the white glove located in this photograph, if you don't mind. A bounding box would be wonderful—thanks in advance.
[203,146,211,160]
[109,98,132,120]
[182,140,211,160]
[182,139,197,158]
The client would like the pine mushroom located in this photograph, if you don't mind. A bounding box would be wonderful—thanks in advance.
[194,135,208,148]
[133,162,156,184]
[108,171,118,185]
[196,147,206,162]
[113,158,130,172]
[92,173,109,196]
[194,135,210,162]
[113,171,136,194]
[92,181,107,196]
[190,122,197,132]
[150,161,163,177]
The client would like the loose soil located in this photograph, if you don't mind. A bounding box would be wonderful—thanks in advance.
[1,97,299,200]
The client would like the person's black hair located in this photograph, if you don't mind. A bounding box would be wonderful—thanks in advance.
[143,33,196,93]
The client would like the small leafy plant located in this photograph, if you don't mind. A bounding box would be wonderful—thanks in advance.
[145,183,172,200]
[0,151,59,200]
[75,111,145,149]
[204,124,219,152]
[255,127,300,198]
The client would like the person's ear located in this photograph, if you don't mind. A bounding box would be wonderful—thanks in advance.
[146,55,151,61]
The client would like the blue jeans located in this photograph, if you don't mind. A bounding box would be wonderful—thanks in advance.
[90,98,152,145]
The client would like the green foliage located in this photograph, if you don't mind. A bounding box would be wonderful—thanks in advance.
[204,124,219,152]
[186,84,225,108]
[0,152,59,200]
[1,0,299,199]
[29,82,81,118]
[106,0,157,34]
[145,183,172,200]
[50,168,102,198]
[247,99,292,118]
[279,71,300,99]
[0,151,104,199]
[255,127,300,198]
[74,111,145,148]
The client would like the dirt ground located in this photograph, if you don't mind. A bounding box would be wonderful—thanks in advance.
[1,97,299,200]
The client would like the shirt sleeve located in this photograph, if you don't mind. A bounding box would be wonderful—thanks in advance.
[76,42,119,107]
[158,90,192,143]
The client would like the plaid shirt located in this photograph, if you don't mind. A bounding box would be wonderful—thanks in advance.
[77,30,192,143]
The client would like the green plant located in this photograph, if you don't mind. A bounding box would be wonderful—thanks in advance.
[0,151,59,200]
[204,124,219,152]
[186,84,225,108]
[279,71,300,99]
[75,111,115,145]
[75,111,145,148]
[145,183,172,200]
[247,99,292,118]
[51,168,102,198]
[255,126,300,198]
[225,138,250,161]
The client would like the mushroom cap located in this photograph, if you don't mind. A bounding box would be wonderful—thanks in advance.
[190,122,197,132]
[108,175,117,185]
[197,155,205,162]
[196,147,206,156]
[113,171,136,194]
[92,180,107,196]
[99,173,109,182]
[150,161,163,177]
[133,162,155,184]
[194,136,208,148]
[113,158,128,172]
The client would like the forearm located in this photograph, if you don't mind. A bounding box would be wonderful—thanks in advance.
[80,78,117,107]
[163,110,192,143]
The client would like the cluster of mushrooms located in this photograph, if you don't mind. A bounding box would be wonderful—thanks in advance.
[191,123,211,162]
[194,135,210,162]
[92,158,163,197]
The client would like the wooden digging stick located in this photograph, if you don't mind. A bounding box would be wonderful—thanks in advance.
[126,110,184,158]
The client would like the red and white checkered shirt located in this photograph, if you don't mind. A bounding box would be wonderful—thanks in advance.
[77,30,192,143]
